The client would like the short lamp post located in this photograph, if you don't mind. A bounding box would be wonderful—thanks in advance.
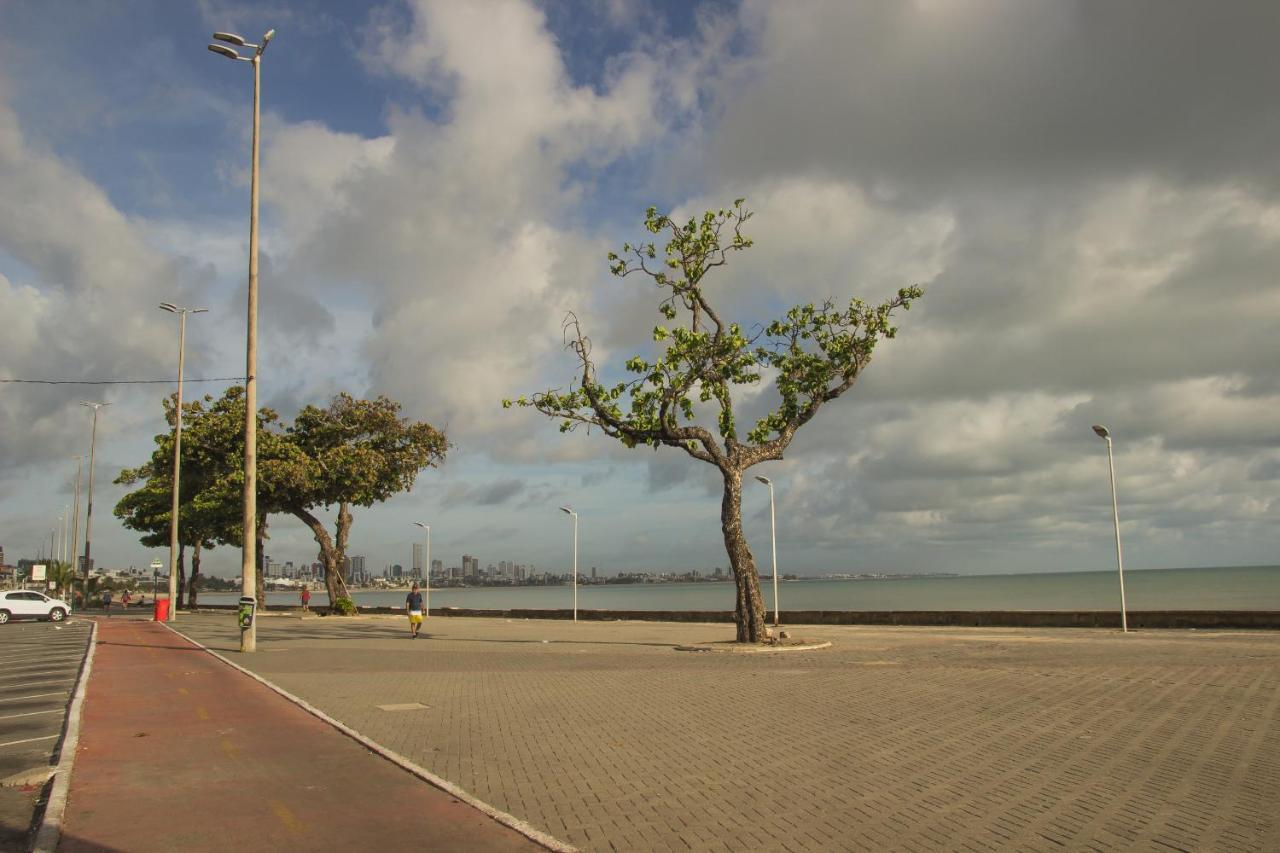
[1092,425,1129,633]
[413,522,431,617]
[754,475,780,627]
[159,302,207,621]
[79,401,110,602]
[559,506,578,622]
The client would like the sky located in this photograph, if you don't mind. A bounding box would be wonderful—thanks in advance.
[1,0,1278,579]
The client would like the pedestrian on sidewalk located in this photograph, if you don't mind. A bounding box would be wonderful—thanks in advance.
[102,590,113,616]
[300,587,311,613]
[121,590,132,610]
[405,583,424,639]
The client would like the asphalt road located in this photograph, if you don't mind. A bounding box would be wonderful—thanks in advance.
[0,618,93,851]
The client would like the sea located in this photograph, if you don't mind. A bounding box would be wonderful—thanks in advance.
[196,564,1280,612]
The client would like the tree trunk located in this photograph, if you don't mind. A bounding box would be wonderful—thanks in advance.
[188,541,202,608]
[292,507,351,607]
[721,467,768,643]
[176,544,187,609]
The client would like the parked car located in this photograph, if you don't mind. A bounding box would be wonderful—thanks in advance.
[0,590,72,623]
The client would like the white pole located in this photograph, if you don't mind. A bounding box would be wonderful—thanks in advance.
[167,309,187,621]
[240,47,263,654]
[768,482,779,627]
[424,525,431,618]
[572,512,578,623]
[1105,437,1128,633]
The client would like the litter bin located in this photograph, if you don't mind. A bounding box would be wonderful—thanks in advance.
[153,598,170,622]
[238,596,257,629]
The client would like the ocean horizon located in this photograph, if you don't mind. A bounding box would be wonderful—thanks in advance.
[196,564,1280,612]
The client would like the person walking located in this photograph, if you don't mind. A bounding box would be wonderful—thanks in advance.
[102,589,113,616]
[121,590,132,610]
[405,583,424,639]
[300,587,311,613]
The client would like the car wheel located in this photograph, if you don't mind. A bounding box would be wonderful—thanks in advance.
[0,610,10,624]
[49,608,66,622]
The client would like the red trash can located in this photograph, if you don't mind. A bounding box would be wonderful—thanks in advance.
[153,598,170,622]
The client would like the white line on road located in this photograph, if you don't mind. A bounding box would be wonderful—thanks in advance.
[0,734,58,749]
[0,692,70,704]
[0,669,81,680]
[0,709,62,721]
[1,680,74,691]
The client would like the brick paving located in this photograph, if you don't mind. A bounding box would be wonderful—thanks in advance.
[172,613,1280,852]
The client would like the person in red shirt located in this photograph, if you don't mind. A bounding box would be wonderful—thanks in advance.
[300,587,311,613]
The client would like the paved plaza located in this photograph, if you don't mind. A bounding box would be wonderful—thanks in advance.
[171,613,1280,852]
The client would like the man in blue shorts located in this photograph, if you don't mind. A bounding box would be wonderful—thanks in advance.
[405,583,424,639]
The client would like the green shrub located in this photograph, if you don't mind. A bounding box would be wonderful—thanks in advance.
[331,597,357,616]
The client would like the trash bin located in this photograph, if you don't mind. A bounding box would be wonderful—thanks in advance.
[238,596,257,629]
[153,598,170,622]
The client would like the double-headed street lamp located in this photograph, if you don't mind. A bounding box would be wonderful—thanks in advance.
[1092,425,1129,633]
[755,475,780,627]
[80,402,110,600]
[208,27,274,652]
[160,303,207,621]
[413,522,432,617]
[559,506,578,622]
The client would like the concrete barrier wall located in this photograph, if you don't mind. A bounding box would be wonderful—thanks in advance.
[192,603,1280,630]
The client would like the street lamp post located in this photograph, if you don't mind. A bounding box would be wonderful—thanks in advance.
[413,522,431,617]
[1092,425,1129,633]
[69,457,82,601]
[559,507,578,622]
[159,303,207,621]
[80,402,109,602]
[755,475,780,627]
[209,27,275,653]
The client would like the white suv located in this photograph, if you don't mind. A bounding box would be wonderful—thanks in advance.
[0,590,72,623]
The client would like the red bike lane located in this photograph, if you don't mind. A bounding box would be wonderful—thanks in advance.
[57,618,545,852]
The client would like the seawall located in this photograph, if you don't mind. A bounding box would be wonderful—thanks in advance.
[190,604,1280,630]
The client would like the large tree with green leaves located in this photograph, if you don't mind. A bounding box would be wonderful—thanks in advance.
[508,201,922,642]
[115,396,242,608]
[265,393,449,605]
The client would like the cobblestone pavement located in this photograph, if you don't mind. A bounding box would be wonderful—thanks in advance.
[173,613,1280,852]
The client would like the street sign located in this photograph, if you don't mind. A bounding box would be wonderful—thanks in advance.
[32,564,46,581]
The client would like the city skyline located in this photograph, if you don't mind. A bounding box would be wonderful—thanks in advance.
[1,1,1277,581]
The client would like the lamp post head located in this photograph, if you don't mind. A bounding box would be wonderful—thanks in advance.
[413,522,429,530]
[207,43,243,60]
[213,32,247,46]
[159,302,178,313]
[1092,425,1111,439]
[754,475,772,486]
[559,506,575,517]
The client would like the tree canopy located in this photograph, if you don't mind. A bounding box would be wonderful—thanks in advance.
[508,200,922,641]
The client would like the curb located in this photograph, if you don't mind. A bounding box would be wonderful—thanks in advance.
[161,623,577,853]
[31,618,99,853]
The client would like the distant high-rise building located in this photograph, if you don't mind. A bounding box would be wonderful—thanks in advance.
[462,554,478,577]
[412,543,425,574]
[431,558,443,577]
[591,566,597,579]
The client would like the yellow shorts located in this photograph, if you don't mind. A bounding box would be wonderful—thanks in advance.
[408,612,424,625]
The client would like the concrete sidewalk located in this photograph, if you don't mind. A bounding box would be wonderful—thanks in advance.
[56,618,545,852]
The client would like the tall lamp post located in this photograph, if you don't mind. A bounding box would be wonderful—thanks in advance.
[69,457,82,600]
[413,522,431,617]
[755,475,780,627]
[209,27,275,653]
[1092,425,1129,633]
[80,402,110,602]
[559,506,578,622]
[159,303,207,621]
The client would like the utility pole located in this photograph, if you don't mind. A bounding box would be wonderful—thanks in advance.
[80,402,109,601]
[70,457,82,601]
